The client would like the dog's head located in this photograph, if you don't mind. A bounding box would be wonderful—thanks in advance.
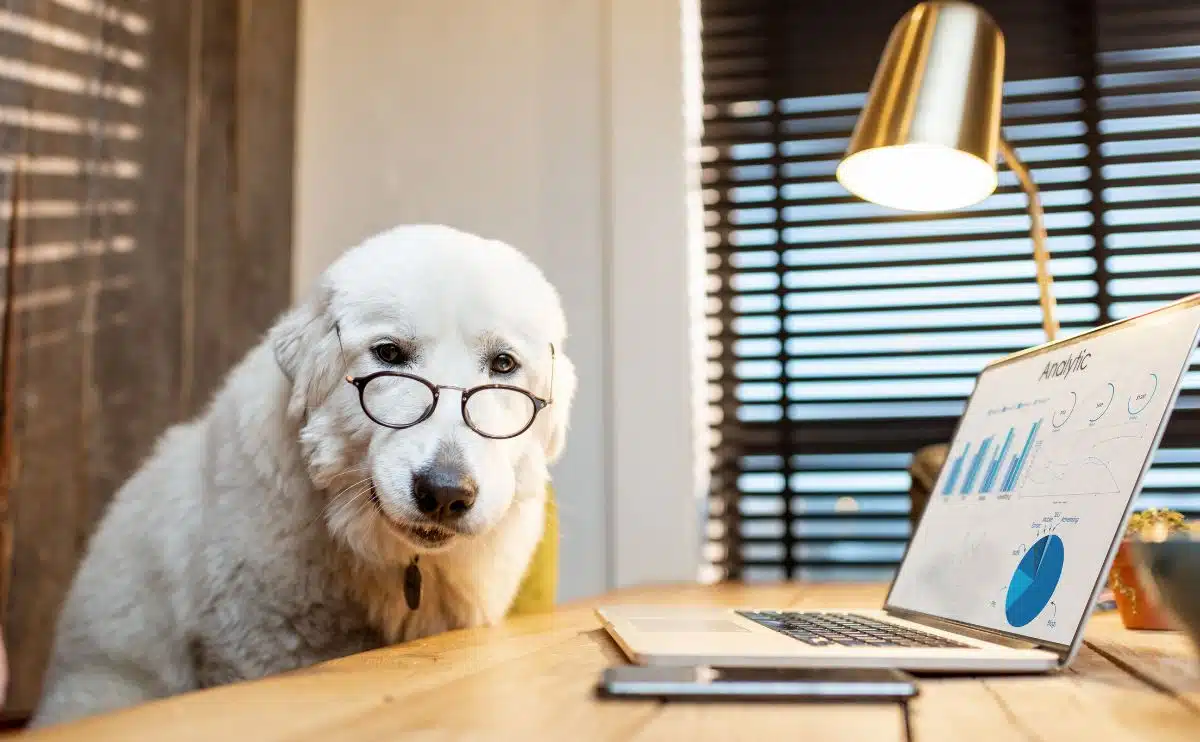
[270,225,576,564]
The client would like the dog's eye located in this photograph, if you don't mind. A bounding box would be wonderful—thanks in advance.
[490,353,519,375]
[372,343,408,366]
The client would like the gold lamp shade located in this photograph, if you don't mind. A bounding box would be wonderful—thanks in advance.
[836,1,1005,212]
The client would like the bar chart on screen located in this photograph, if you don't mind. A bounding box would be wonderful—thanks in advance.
[941,419,1043,497]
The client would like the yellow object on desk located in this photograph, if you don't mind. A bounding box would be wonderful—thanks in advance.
[507,484,558,616]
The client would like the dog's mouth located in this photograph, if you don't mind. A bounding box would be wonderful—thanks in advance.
[393,521,455,548]
[368,485,456,549]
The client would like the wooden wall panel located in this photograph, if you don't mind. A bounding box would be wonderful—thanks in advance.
[232,0,298,356]
[5,0,104,717]
[0,0,297,717]
[187,0,297,411]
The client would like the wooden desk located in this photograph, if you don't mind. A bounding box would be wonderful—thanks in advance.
[13,582,1200,741]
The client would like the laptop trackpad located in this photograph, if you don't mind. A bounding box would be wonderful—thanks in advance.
[630,618,750,633]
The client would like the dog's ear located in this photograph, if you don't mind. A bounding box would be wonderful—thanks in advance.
[270,282,344,421]
[541,345,577,463]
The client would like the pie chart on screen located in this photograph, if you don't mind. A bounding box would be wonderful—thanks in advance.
[1005,534,1065,628]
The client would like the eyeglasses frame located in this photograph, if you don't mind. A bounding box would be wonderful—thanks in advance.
[344,343,556,440]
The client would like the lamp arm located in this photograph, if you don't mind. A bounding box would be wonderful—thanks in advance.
[998,135,1059,342]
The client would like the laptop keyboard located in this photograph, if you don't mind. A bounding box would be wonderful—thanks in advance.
[736,611,974,649]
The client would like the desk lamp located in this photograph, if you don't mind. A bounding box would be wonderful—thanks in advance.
[836,0,1058,341]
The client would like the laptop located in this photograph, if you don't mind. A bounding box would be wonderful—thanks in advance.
[598,293,1200,673]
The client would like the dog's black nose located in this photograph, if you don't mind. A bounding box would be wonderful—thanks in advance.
[412,466,477,520]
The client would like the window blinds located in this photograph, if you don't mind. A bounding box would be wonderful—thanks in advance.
[702,0,1200,581]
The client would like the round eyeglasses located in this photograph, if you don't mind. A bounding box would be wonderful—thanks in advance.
[344,345,555,440]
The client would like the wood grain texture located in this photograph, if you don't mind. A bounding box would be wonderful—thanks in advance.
[1085,612,1200,711]
[0,0,296,715]
[631,703,906,742]
[0,158,24,678]
[129,0,189,437]
[186,0,239,413]
[0,13,36,617]
[4,0,103,711]
[231,0,296,344]
[15,583,1196,742]
[187,0,297,412]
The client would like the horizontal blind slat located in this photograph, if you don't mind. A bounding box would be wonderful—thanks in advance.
[703,0,1200,582]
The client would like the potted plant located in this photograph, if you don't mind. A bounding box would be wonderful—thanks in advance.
[1109,508,1189,630]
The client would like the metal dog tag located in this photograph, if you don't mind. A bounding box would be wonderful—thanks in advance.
[404,556,422,611]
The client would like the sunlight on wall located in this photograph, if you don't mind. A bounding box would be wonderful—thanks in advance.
[681,0,719,584]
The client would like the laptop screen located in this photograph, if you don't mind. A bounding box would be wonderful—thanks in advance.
[886,298,1200,648]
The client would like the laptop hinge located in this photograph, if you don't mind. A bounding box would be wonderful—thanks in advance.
[884,607,1053,652]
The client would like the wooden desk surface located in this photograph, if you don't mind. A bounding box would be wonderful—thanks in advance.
[12,582,1200,741]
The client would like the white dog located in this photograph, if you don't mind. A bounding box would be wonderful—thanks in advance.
[31,225,576,727]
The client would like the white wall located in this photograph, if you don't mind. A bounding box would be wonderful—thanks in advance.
[295,0,701,600]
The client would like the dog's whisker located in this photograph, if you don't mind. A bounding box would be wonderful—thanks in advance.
[324,493,368,526]
[301,479,377,533]
[323,482,379,527]
[324,477,376,515]
[332,476,375,501]
[332,468,373,485]
[341,479,377,503]
[335,486,376,517]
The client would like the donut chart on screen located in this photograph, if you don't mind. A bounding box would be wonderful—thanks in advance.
[1005,534,1065,628]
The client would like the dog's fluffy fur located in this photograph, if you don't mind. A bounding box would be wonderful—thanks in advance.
[31,225,576,727]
